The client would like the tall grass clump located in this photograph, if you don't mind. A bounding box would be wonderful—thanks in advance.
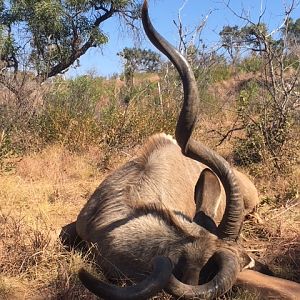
[238,55,262,73]
[0,74,183,169]
[35,76,104,150]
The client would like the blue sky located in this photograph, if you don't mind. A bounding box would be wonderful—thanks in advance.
[67,0,300,78]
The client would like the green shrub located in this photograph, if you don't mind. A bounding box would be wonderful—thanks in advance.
[238,55,262,73]
[233,125,264,166]
[233,78,298,172]
[233,80,268,166]
[12,74,178,167]
[208,63,233,83]
[35,76,104,150]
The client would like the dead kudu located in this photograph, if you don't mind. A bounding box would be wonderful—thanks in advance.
[59,1,295,299]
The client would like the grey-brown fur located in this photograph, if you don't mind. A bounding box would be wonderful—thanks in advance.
[76,133,256,279]
[72,1,261,298]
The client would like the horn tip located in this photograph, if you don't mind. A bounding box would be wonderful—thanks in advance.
[142,0,148,11]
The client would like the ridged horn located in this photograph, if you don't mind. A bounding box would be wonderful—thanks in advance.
[166,249,240,299]
[142,0,244,241]
[78,256,173,300]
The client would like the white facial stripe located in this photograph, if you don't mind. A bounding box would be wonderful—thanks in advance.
[244,256,256,269]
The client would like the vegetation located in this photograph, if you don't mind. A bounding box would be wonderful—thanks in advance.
[0,2,299,299]
[118,47,161,88]
[0,0,141,98]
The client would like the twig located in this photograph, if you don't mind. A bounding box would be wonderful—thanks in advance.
[269,201,300,220]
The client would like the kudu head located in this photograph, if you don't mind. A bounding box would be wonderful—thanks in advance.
[78,0,248,299]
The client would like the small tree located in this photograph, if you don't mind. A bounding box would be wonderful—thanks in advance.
[118,47,161,87]
[219,4,300,171]
[284,17,300,46]
[219,25,243,64]
[0,0,141,93]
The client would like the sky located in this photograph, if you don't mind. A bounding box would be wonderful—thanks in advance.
[66,0,300,78]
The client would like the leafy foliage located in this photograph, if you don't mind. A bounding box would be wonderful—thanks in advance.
[220,23,273,63]
[118,47,161,73]
[0,74,180,168]
[284,17,300,46]
[0,0,140,79]
[219,25,243,63]
[238,54,262,73]
[218,17,300,171]
[118,47,161,88]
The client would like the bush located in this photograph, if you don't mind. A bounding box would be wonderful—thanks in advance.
[207,63,233,83]
[233,124,264,165]
[98,81,178,166]
[0,74,182,169]
[35,77,103,150]
[238,55,262,73]
[233,78,299,172]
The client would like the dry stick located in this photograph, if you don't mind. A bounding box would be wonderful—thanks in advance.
[157,81,164,113]
[269,201,300,220]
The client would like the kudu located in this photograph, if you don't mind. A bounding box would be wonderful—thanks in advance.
[72,1,258,299]
[62,1,300,299]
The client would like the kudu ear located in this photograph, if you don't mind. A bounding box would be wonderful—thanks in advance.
[194,168,222,213]
[193,168,221,234]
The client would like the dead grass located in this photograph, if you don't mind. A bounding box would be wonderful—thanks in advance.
[0,138,299,299]
[0,145,104,299]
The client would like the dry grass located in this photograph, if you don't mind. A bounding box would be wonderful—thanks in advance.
[0,145,105,299]
[0,136,299,299]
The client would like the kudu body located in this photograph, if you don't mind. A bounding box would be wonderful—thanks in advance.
[48,1,296,300]
[67,1,300,299]
[77,133,258,239]
[74,1,257,299]
[76,133,256,292]
[236,270,300,300]
[71,136,300,300]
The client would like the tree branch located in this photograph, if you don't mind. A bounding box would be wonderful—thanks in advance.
[43,4,115,79]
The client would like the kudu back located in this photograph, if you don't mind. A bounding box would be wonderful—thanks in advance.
[72,1,260,299]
